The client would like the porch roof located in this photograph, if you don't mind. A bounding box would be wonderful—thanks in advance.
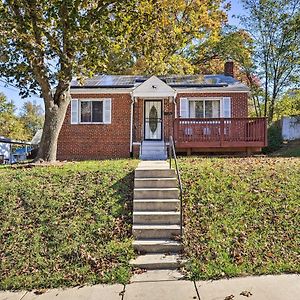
[132,75,176,98]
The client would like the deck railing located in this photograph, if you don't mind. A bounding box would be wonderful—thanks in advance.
[174,117,267,148]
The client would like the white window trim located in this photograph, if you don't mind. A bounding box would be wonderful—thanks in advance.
[78,98,108,124]
[188,97,222,118]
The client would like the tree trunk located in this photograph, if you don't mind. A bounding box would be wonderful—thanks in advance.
[268,95,276,124]
[35,93,70,162]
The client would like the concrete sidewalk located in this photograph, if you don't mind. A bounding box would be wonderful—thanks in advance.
[1,272,299,300]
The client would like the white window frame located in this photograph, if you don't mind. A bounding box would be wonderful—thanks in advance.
[79,99,106,124]
[188,97,222,118]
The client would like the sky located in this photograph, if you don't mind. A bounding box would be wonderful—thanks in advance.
[0,0,245,112]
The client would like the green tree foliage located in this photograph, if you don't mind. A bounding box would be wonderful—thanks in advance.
[0,0,232,161]
[274,90,300,120]
[189,27,254,76]
[241,0,300,122]
[108,0,229,75]
[0,0,131,161]
[19,101,44,137]
[0,93,29,140]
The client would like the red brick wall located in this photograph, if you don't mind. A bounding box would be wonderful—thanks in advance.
[58,91,249,160]
[133,93,249,143]
[57,93,132,160]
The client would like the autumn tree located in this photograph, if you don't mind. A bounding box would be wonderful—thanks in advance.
[108,0,229,75]
[19,101,44,138]
[241,0,300,122]
[0,0,130,161]
[189,27,254,76]
[0,93,29,140]
[273,90,300,120]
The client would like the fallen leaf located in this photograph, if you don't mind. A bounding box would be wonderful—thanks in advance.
[34,289,47,295]
[240,291,253,297]
[224,295,234,300]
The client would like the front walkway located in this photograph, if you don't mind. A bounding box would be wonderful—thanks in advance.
[1,273,299,300]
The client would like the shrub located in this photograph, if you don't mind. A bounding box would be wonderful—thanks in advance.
[263,122,282,153]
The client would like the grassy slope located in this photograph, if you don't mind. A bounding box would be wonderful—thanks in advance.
[180,157,300,280]
[0,160,138,290]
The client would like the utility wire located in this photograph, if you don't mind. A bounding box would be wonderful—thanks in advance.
[0,78,42,100]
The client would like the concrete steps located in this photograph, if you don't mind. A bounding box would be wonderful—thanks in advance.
[130,254,183,270]
[132,239,182,253]
[134,188,179,199]
[135,177,177,188]
[133,224,180,239]
[140,141,167,160]
[131,160,183,271]
[133,199,180,211]
[133,211,180,225]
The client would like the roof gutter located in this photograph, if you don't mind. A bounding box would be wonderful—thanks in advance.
[169,83,228,88]
[70,84,135,89]
[0,138,32,145]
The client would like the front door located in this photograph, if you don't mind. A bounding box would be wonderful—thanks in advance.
[144,100,163,140]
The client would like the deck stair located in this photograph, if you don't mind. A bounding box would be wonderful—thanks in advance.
[130,160,183,270]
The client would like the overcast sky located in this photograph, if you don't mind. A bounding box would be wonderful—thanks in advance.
[0,0,245,112]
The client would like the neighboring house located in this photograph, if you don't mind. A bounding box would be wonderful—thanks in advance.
[57,62,267,160]
[0,136,32,163]
[281,116,300,141]
[13,146,32,162]
[31,129,43,146]
[0,136,11,163]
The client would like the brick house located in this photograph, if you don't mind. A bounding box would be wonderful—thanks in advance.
[57,62,267,160]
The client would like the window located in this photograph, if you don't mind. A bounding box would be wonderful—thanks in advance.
[80,100,103,123]
[189,99,220,118]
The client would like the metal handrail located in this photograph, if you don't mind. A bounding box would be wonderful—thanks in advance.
[168,136,183,237]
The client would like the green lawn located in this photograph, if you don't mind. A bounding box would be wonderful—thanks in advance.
[0,160,138,290]
[180,157,300,280]
[1,157,299,290]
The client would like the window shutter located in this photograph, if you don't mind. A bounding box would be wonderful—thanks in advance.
[180,98,189,118]
[71,99,79,124]
[103,99,112,124]
[222,97,231,118]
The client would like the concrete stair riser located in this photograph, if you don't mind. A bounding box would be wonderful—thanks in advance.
[134,188,179,199]
[133,240,182,253]
[140,142,166,161]
[141,156,167,161]
[141,149,166,154]
[130,254,182,270]
[135,169,175,178]
[133,225,180,239]
[133,212,180,225]
[135,178,177,188]
[133,199,180,211]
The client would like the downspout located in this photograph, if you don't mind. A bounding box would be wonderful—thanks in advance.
[173,93,178,118]
[130,93,134,155]
[172,93,178,140]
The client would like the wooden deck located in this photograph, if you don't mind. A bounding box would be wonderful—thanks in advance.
[173,118,267,151]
